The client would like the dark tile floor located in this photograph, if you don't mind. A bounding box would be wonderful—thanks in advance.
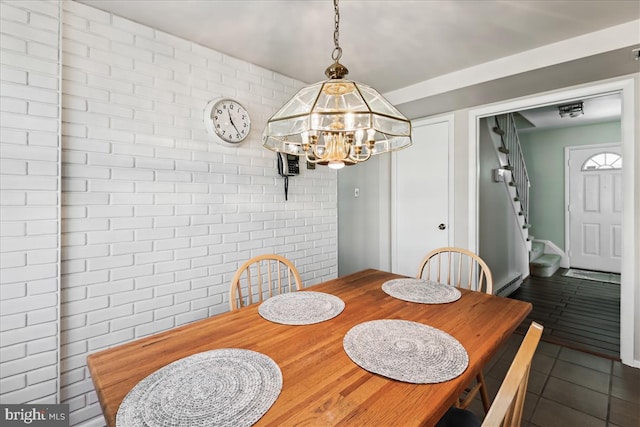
[467,333,640,427]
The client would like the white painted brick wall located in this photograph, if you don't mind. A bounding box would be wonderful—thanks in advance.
[0,0,61,407]
[59,1,337,426]
[1,0,338,423]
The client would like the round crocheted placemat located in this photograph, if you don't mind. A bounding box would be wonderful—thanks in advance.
[116,349,282,427]
[382,278,461,304]
[343,319,468,384]
[258,291,345,325]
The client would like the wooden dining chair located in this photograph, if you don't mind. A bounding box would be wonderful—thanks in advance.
[482,321,544,426]
[417,247,494,413]
[417,246,493,294]
[229,254,303,311]
[435,322,544,427]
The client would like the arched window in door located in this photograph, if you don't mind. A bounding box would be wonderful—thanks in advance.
[582,152,622,171]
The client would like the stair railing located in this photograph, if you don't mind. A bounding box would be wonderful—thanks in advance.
[493,114,530,227]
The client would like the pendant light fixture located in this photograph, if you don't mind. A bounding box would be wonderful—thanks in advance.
[262,0,412,170]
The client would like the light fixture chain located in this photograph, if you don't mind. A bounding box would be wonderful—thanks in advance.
[332,0,342,61]
[262,0,412,170]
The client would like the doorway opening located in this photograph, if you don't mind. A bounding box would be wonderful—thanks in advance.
[468,78,636,366]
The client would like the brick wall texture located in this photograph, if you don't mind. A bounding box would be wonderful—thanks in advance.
[0,1,338,425]
[0,0,62,409]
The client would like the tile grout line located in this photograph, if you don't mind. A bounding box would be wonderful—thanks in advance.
[528,344,560,426]
[605,359,613,426]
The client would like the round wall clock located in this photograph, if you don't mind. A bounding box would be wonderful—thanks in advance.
[204,98,251,146]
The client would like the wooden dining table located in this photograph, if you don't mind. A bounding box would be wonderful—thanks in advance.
[87,269,532,427]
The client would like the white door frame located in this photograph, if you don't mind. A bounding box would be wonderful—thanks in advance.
[391,114,454,274]
[565,143,622,272]
[468,78,637,367]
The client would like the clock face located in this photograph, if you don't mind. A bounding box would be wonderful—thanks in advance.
[204,99,251,145]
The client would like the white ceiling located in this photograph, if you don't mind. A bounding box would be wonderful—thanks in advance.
[76,0,639,122]
[516,93,622,132]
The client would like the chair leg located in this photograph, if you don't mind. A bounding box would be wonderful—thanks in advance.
[456,371,492,414]
[477,371,491,413]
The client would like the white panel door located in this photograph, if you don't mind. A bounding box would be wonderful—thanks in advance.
[392,116,452,277]
[567,145,622,273]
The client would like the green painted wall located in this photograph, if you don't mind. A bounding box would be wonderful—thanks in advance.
[519,120,621,251]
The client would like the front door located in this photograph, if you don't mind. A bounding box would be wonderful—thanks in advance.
[391,115,453,277]
[567,144,622,273]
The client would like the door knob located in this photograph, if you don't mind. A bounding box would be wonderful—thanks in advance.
[438,224,446,230]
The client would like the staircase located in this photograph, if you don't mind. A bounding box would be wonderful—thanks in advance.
[491,114,561,278]
[491,114,531,247]
[529,240,562,277]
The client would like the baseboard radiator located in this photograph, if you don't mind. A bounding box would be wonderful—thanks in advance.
[496,274,523,297]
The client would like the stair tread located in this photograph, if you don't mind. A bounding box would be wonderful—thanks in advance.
[529,242,545,261]
[531,241,545,251]
[529,253,561,267]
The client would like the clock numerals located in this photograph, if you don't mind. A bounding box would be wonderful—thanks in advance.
[205,98,251,145]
